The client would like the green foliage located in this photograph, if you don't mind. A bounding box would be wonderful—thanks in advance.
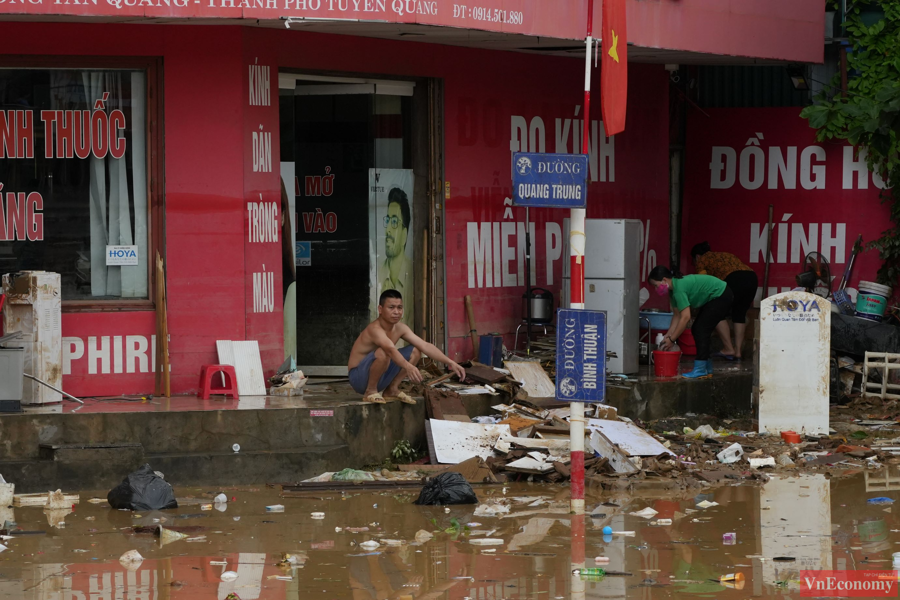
[801,0,900,288]
[390,439,418,463]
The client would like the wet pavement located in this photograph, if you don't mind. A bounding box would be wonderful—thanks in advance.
[23,380,366,414]
[0,469,896,599]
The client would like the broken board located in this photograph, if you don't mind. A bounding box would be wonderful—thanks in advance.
[589,430,640,474]
[505,453,557,474]
[424,388,470,421]
[498,415,544,435]
[504,360,556,399]
[429,419,511,464]
[14,492,80,507]
[216,340,267,396]
[586,419,673,457]
[464,363,508,385]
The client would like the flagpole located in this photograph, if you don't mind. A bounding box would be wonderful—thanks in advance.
[569,4,593,597]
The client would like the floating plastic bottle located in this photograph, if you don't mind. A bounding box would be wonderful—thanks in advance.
[573,568,606,579]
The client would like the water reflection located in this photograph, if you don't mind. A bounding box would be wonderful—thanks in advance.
[759,474,832,591]
[0,471,895,599]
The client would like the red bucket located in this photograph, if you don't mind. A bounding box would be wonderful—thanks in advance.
[678,330,697,356]
[653,350,682,377]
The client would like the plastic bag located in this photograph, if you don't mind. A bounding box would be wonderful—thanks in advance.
[107,464,178,511]
[414,472,478,505]
[331,468,375,482]
[684,424,723,440]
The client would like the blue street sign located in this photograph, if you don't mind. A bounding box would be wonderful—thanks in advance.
[556,309,606,403]
[512,152,588,208]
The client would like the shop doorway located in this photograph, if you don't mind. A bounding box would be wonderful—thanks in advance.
[279,74,440,375]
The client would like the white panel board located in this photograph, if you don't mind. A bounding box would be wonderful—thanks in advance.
[429,420,511,464]
[586,419,673,457]
[217,340,267,396]
[504,360,556,399]
[758,292,831,435]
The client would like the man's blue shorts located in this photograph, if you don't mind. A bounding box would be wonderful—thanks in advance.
[349,346,415,395]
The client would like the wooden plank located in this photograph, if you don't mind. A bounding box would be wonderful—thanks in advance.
[14,492,80,507]
[464,363,507,385]
[498,415,544,435]
[427,373,454,388]
[159,253,170,398]
[425,394,443,420]
[440,394,469,417]
[504,360,556,399]
[424,388,468,421]
[397,464,447,473]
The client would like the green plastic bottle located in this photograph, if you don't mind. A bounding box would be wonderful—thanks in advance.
[573,568,606,578]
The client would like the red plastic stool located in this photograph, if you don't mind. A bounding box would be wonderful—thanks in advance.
[198,365,239,400]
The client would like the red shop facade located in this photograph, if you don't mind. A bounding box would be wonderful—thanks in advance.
[0,1,824,397]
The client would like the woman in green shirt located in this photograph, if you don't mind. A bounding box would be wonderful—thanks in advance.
[648,265,734,379]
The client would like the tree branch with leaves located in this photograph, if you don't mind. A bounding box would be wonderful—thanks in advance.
[801,0,900,288]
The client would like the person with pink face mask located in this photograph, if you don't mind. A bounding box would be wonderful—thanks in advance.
[647,265,733,379]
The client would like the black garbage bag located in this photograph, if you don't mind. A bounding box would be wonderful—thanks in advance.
[107,464,178,511]
[414,472,477,505]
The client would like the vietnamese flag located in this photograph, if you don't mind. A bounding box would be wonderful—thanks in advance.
[601,0,627,136]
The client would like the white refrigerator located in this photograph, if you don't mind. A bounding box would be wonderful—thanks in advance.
[563,219,641,374]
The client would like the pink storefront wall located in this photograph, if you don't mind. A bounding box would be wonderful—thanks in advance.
[3,20,812,395]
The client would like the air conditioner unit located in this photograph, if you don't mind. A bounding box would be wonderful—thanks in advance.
[2,271,62,404]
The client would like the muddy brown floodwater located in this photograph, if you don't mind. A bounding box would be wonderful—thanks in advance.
[0,470,897,599]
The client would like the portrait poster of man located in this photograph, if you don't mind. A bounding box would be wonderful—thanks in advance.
[369,169,414,328]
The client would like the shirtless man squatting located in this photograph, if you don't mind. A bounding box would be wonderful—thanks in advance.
[348,289,466,404]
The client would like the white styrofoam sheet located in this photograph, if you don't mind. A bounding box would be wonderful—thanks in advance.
[429,420,511,464]
[758,292,831,435]
[216,340,267,396]
[586,419,673,457]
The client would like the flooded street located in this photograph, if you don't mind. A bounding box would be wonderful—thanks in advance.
[0,470,895,599]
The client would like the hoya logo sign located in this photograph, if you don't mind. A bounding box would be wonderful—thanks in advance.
[105,245,139,266]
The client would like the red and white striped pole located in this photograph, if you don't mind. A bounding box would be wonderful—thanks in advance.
[569,0,593,517]
[569,2,593,594]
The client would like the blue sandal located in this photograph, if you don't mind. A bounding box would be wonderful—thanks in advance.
[711,352,736,361]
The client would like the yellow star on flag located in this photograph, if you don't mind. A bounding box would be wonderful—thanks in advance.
[608,29,619,63]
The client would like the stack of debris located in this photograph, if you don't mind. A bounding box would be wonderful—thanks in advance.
[268,357,307,396]
[423,393,634,483]
[419,360,524,400]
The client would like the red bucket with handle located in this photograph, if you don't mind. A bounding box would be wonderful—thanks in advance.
[653,350,682,377]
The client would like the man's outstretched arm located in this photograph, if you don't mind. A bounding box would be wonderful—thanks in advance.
[400,326,466,381]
